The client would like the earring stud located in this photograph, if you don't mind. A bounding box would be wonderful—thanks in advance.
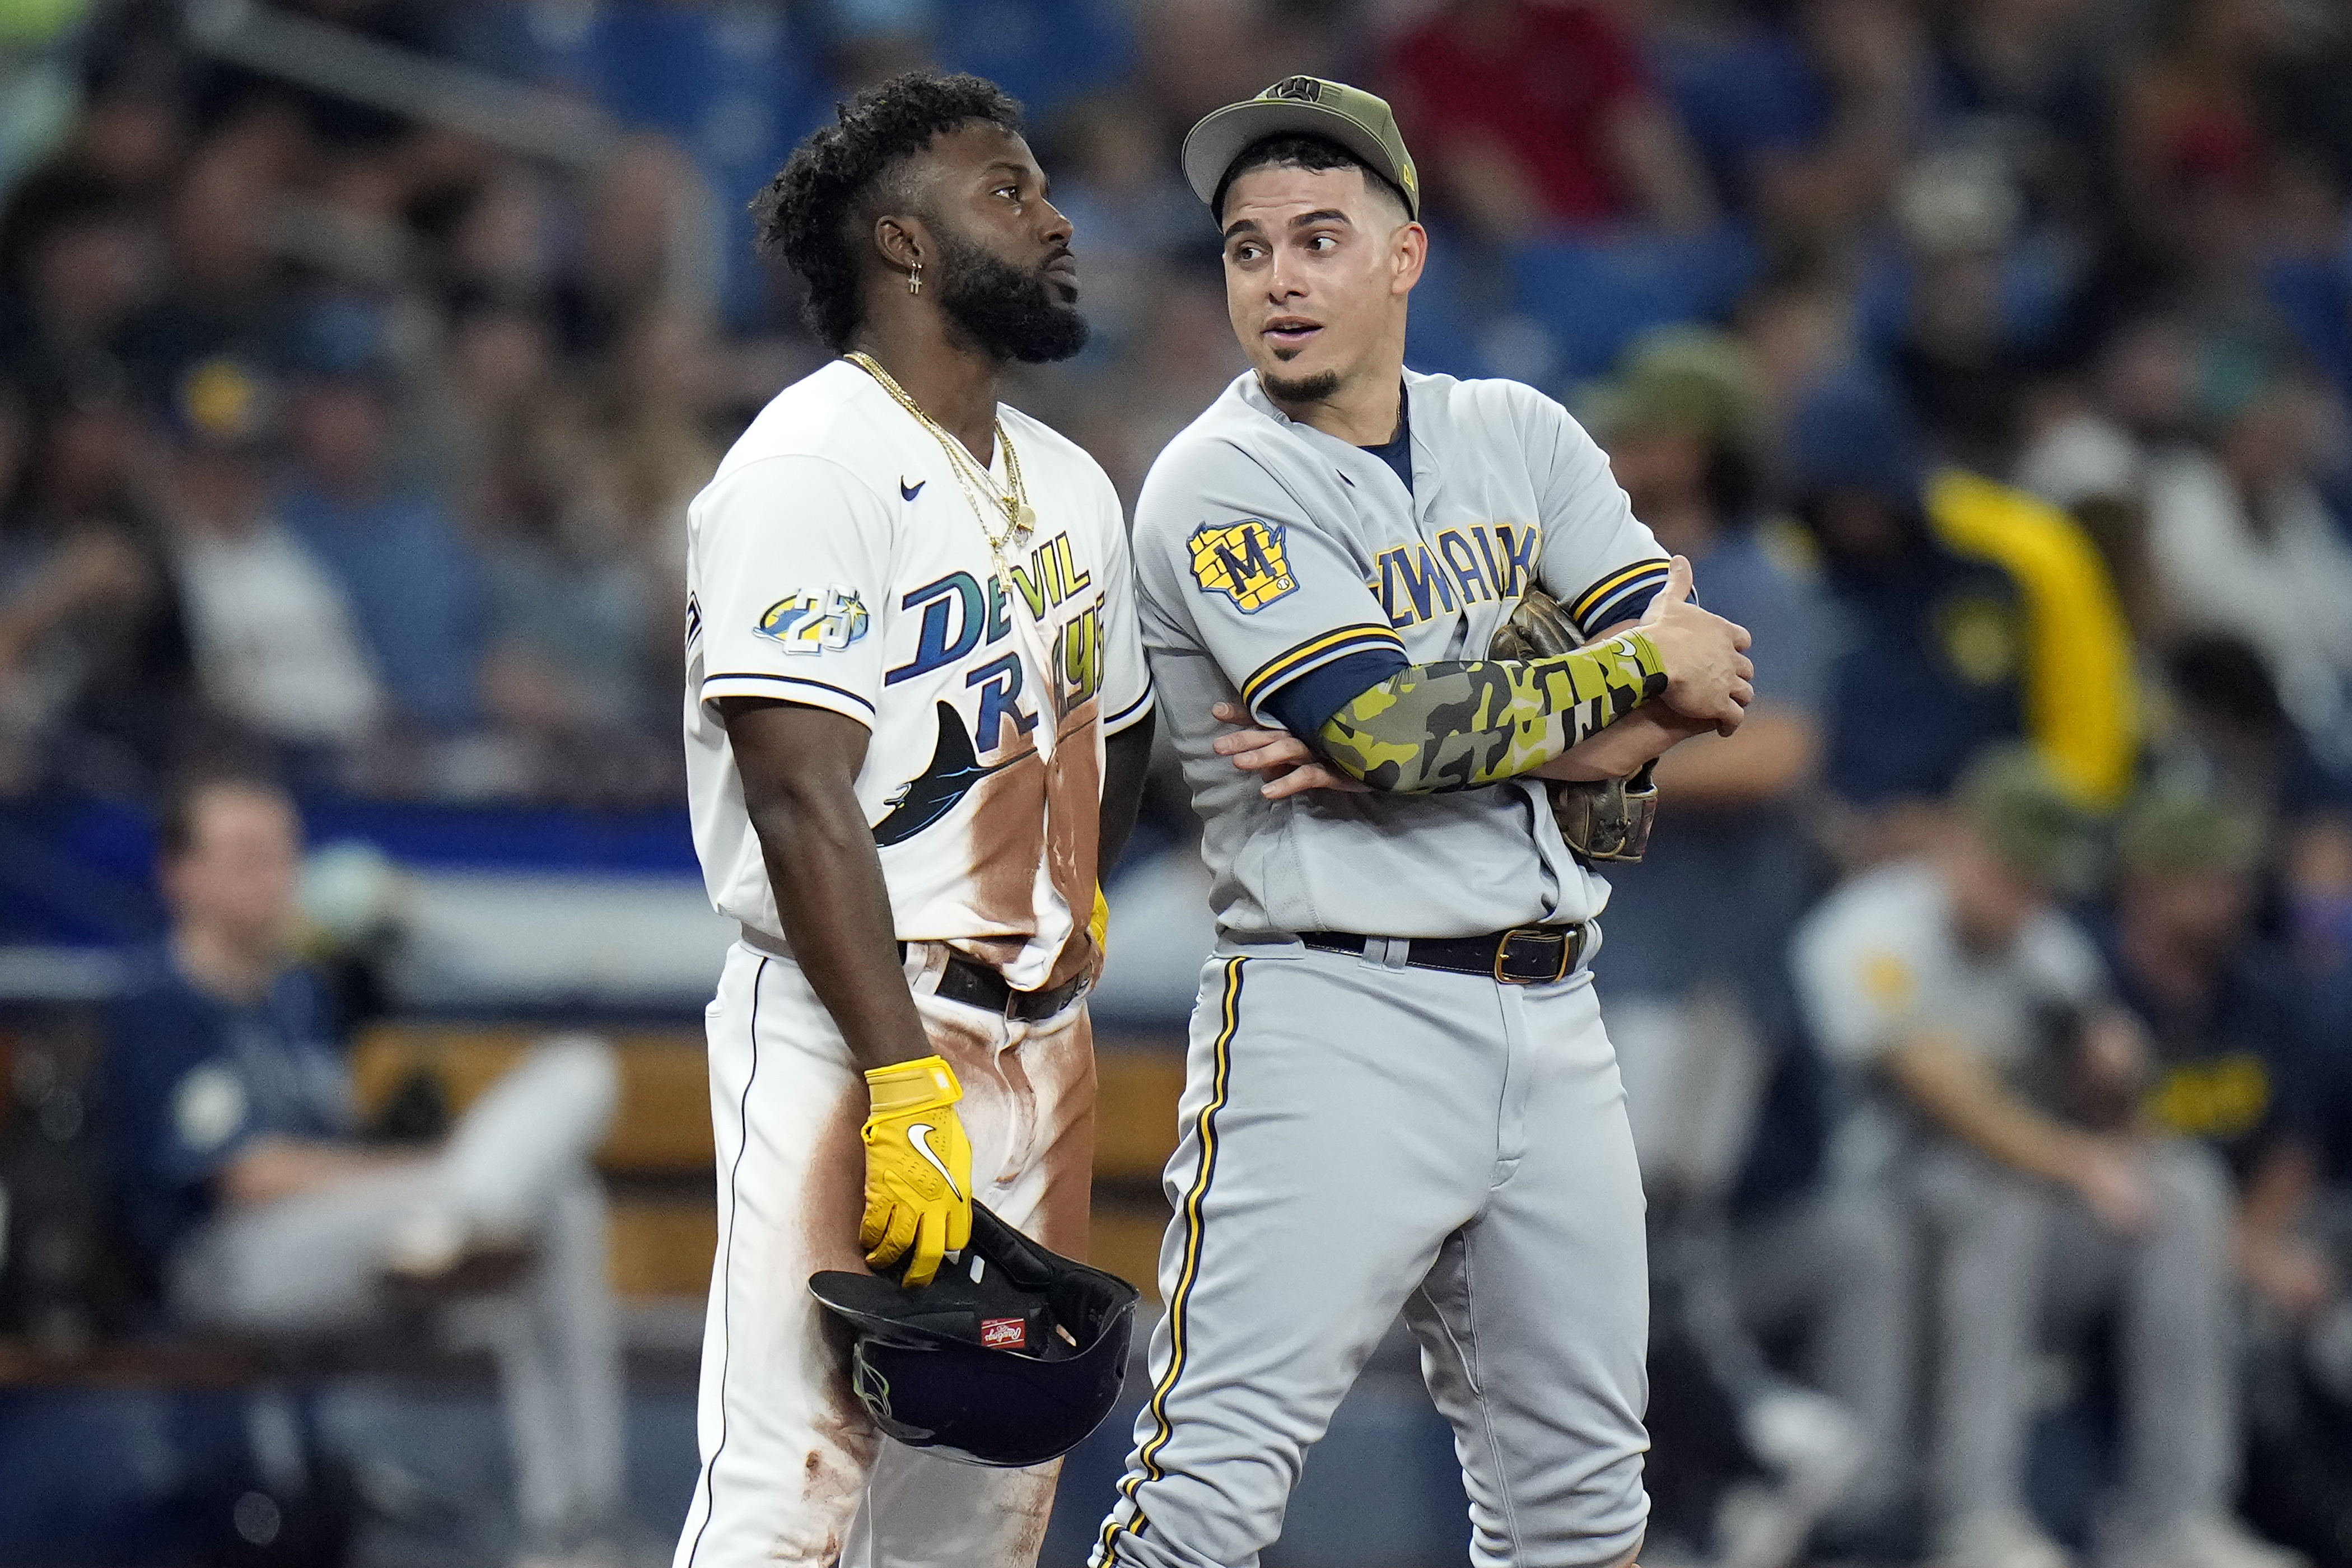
[907,262,922,296]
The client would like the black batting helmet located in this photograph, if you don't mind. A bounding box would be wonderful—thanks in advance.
[809,1203,1141,1467]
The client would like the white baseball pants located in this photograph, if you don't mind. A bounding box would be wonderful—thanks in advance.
[671,939,1097,1568]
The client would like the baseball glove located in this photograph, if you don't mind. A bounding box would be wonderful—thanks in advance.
[1494,587,1658,864]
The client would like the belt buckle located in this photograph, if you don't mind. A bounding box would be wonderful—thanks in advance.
[1494,926,1573,986]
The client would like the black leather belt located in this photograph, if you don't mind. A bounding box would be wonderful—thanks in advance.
[905,944,1089,1022]
[1299,923,1588,985]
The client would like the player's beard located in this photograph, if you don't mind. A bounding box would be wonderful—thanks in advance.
[932,230,1089,365]
[1261,368,1341,404]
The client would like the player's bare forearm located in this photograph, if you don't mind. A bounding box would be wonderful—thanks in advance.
[1535,706,1715,782]
[720,697,931,1074]
[1315,633,1668,794]
[1886,1034,2122,1203]
[1098,713,1155,878]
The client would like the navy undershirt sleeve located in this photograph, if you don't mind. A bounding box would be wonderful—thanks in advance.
[1262,647,1411,740]
[1604,581,1667,627]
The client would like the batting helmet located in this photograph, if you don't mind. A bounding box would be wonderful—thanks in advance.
[809,1203,1141,1467]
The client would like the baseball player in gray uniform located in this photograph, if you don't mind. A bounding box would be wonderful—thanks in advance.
[1090,78,1755,1568]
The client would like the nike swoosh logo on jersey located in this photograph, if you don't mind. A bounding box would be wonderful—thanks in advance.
[901,478,926,501]
[906,1121,962,1198]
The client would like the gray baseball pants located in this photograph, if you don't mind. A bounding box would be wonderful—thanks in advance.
[1092,942,1651,1568]
[1912,1138,2237,1538]
[169,1037,625,1539]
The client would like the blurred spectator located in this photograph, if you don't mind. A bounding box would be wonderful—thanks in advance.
[2152,635,2352,979]
[557,136,717,358]
[1734,265,1858,427]
[1387,0,1716,240]
[1927,0,2111,221]
[97,774,629,1563]
[2160,634,2346,829]
[162,356,382,755]
[467,409,681,804]
[2102,787,2300,1181]
[1793,748,2291,1568]
[1593,329,1833,1009]
[1586,330,1886,1553]
[1785,368,2136,842]
[2142,358,2352,746]
[0,381,189,793]
[2239,961,2352,1404]
[2112,0,2285,282]
[115,122,300,406]
[2102,787,2352,1556]
[1883,151,2045,474]
[1772,0,1935,241]
[277,302,486,733]
[0,183,160,409]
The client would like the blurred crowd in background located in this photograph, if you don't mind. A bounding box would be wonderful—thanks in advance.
[6,0,2352,1562]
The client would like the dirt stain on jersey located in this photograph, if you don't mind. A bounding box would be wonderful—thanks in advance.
[798,1081,869,1275]
[1022,1009,1098,1260]
[916,987,1013,1163]
[762,1082,880,1563]
[960,748,1048,969]
[1041,701,1104,987]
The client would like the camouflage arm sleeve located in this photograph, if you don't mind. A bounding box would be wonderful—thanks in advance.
[1313,631,1668,794]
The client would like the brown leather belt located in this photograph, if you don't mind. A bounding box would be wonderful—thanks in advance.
[1299,923,1589,985]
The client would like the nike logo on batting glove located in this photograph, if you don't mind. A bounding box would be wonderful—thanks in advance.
[906,1122,964,1199]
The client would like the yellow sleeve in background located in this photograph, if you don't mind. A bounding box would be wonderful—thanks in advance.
[1927,469,2140,809]
[1089,883,1112,960]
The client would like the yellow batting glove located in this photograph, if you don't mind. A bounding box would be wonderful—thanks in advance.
[1088,883,1112,960]
[859,1054,973,1288]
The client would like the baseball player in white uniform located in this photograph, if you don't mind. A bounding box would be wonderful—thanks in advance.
[675,73,1154,1567]
[1090,79,1754,1568]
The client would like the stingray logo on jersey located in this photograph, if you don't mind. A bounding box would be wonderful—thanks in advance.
[1189,520,1297,613]
[755,586,869,654]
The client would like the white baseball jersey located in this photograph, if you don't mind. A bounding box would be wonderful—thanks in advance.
[684,358,1154,992]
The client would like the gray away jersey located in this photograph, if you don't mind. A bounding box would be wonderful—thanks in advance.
[1134,369,1669,940]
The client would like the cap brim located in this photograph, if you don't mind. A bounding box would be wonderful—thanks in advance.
[1182,99,1413,217]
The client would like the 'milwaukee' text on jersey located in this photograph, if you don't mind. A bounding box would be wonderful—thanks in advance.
[1134,369,1670,941]
[683,360,1154,992]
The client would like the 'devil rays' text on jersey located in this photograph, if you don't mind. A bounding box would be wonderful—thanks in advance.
[683,358,1152,991]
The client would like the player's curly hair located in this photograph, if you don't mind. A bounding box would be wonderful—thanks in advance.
[753,72,1026,353]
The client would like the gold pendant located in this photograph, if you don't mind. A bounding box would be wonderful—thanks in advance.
[1012,501,1037,540]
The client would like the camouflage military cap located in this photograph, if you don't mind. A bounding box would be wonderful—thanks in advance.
[1958,744,2105,895]
[1183,76,1421,219]
[2117,783,2263,879]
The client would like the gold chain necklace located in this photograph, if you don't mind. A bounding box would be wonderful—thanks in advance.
[845,351,1036,552]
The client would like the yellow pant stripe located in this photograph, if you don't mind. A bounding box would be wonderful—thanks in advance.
[1098,955,1245,1562]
